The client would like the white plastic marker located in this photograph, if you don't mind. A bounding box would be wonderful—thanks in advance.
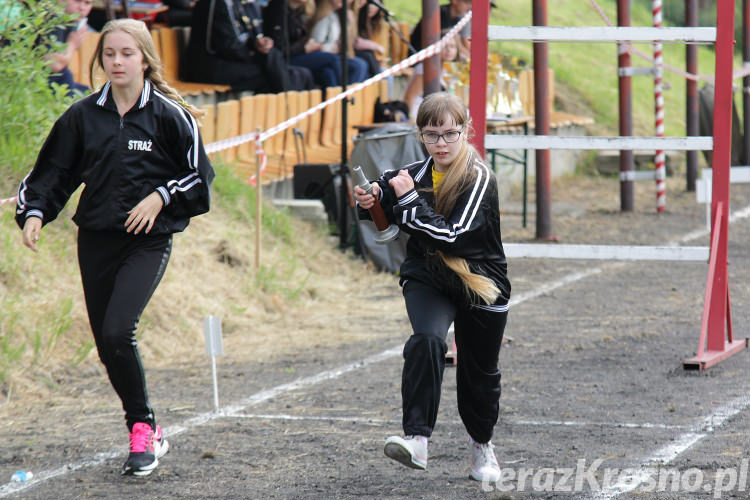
[203,316,224,411]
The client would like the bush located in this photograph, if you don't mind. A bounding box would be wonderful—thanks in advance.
[0,0,77,192]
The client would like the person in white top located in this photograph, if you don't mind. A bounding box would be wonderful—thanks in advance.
[402,32,458,120]
[309,0,369,83]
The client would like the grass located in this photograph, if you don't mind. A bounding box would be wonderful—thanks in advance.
[0,157,389,400]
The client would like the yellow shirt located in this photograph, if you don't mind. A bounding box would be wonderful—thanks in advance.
[432,168,445,189]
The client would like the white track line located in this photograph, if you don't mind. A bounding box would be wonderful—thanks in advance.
[228,413,690,431]
[2,205,748,498]
[0,346,403,498]
[581,203,750,499]
[590,393,750,499]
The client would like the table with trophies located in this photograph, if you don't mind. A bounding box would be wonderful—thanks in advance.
[443,53,533,227]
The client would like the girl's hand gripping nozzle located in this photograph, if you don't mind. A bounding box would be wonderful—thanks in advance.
[352,166,399,244]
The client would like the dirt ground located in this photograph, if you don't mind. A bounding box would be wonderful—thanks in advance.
[3,171,750,500]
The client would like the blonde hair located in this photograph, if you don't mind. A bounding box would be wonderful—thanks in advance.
[90,19,204,120]
[416,92,500,305]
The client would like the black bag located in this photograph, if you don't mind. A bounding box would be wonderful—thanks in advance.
[374,97,409,123]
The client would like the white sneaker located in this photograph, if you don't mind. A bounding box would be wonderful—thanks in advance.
[469,438,501,482]
[384,435,428,470]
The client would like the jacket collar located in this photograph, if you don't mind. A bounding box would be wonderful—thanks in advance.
[95,80,152,110]
[414,156,434,186]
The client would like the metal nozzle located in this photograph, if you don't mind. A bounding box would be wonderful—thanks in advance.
[351,166,372,194]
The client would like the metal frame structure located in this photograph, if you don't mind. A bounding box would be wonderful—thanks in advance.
[469,0,742,370]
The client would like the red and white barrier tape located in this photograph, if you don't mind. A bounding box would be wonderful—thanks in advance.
[0,195,17,206]
[248,140,268,185]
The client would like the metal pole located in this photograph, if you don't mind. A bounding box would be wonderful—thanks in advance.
[617,0,634,211]
[469,0,489,157]
[743,0,750,166]
[211,355,219,411]
[707,0,734,346]
[533,0,552,240]
[422,0,441,96]
[339,6,350,249]
[255,142,261,269]
[686,0,699,191]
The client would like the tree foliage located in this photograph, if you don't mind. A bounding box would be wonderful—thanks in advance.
[0,0,78,191]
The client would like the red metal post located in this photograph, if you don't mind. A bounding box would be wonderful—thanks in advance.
[684,0,745,370]
[617,0,634,211]
[469,0,489,157]
[422,0,441,97]
[708,0,733,347]
[686,0,698,191]
[533,0,552,240]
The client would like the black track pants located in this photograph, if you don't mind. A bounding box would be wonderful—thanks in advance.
[77,229,172,431]
[401,279,507,443]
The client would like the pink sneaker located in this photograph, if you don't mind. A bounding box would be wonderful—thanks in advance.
[122,422,169,476]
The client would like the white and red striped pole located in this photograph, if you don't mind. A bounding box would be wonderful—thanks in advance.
[653,0,666,212]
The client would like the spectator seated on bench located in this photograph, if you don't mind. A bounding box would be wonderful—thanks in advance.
[264,0,345,89]
[308,0,368,84]
[46,0,94,97]
[185,0,314,92]
[409,0,491,61]
[354,0,387,78]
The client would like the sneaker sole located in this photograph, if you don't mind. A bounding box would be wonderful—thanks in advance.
[469,468,501,482]
[157,438,170,459]
[384,442,426,470]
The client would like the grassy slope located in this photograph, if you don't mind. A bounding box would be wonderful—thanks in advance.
[0,162,397,400]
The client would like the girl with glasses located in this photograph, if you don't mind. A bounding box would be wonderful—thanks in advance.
[353,92,511,483]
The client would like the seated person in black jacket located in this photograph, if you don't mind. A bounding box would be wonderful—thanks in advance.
[409,0,482,61]
[185,0,313,92]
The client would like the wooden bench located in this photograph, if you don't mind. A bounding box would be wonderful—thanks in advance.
[198,81,381,185]
[68,31,105,89]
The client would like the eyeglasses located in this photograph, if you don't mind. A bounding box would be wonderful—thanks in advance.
[420,128,463,144]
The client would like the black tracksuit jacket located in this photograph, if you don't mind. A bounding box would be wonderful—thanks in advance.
[15,80,214,234]
[361,156,511,305]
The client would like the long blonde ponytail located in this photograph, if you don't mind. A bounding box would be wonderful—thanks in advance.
[417,93,500,305]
